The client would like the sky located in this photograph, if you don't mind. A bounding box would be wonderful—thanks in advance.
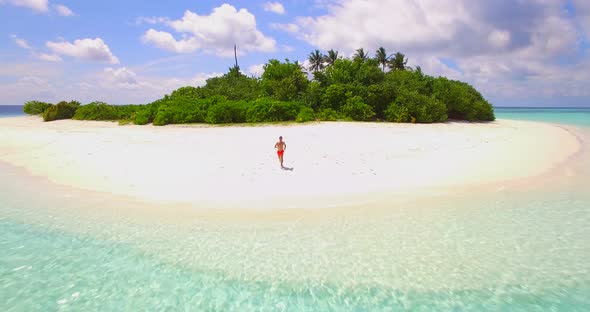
[1,0,590,107]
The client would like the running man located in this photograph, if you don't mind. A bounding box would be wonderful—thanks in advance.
[274,136,286,168]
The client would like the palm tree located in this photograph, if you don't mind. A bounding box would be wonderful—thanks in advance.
[324,49,339,66]
[295,61,305,71]
[353,48,368,62]
[375,47,390,71]
[308,49,325,73]
[389,52,408,70]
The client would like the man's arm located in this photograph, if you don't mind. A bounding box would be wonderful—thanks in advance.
[283,143,286,151]
[274,142,278,148]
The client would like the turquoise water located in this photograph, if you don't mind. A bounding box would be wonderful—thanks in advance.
[495,107,590,127]
[0,106,25,118]
[1,108,590,311]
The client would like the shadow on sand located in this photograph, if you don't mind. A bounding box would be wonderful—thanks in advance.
[281,167,294,171]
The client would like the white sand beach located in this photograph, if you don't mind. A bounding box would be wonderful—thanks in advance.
[0,116,580,209]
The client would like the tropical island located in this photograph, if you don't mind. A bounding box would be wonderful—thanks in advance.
[23,48,494,125]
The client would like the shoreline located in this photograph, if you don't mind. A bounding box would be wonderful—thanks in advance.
[0,116,581,210]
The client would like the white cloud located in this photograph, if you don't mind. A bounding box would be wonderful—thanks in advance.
[281,44,295,52]
[0,75,57,104]
[286,0,584,99]
[143,4,276,56]
[53,4,73,16]
[573,0,590,38]
[0,62,62,78]
[247,64,265,77]
[300,59,313,77]
[2,0,48,12]
[135,16,169,25]
[292,0,578,58]
[487,30,510,49]
[0,59,224,104]
[263,2,285,15]
[10,34,62,62]
[294,0,473,53]
[523,15,578,57]
[142,29,200,53]
[17,75,51,88]
[178,72,223,90]
[408,56,462,81]
[103,67,138,88]
[46,38,120,64]
[37,53,62,62]
[84,69,223,103]
[270,23,300,33]
[10,34,32,50]
[2,0,76,16]
[462,58,590,98]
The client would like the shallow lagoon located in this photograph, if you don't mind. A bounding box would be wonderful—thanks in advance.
[1,109,589,311]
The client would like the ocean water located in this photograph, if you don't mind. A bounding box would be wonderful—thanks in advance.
[0,105,25,118]
[495,107,590,127]
[1,108,590,311]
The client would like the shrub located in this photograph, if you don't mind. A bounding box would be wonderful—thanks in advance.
[322,58,384,86]
[421,100,448,123]
[296,107,315,122]
[261,59,308,101]
[43,106,57,122]
[42,101,80,122]
[432,77,495,121]
[321,84,347,110]
[72,102,144,122]
[202,68,262,100]
[340,96,375,121]
[24,52,495,126]
[133,103,159,125]
[393,91,447,123]
[115,105,144,120]
[150,92,226,126]
[385,103,410,122]
[245,98,301,123]
[304,81,324,110]
[152,108,172,126]
[169,86,207,100]
[23,101,51,115]
[316,108,340,121]
[384,69,433,96]
[73,102,118,120]
[365,84,392,120]
[152,102,206,126]
[206,101,247,124]
[474,100,495,121]
[133,109,151,125]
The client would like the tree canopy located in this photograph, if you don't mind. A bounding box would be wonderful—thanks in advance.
[375,47,390,72]
[24,49,495,125]
[308,50,325,73]
[324,49,339,66]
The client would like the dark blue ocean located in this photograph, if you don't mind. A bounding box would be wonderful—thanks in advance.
[0,105,25,118]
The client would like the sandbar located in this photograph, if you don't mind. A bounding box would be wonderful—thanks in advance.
[0,116,580,209]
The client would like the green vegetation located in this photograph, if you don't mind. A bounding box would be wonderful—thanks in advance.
[42,101,80,122]
[23,101,52,115]
[23,47,495,125]
[73,102,143,121]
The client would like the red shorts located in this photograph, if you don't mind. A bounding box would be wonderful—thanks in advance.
[277,150,284,157]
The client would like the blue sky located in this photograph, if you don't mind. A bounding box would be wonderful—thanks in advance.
[1,0,590,107]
